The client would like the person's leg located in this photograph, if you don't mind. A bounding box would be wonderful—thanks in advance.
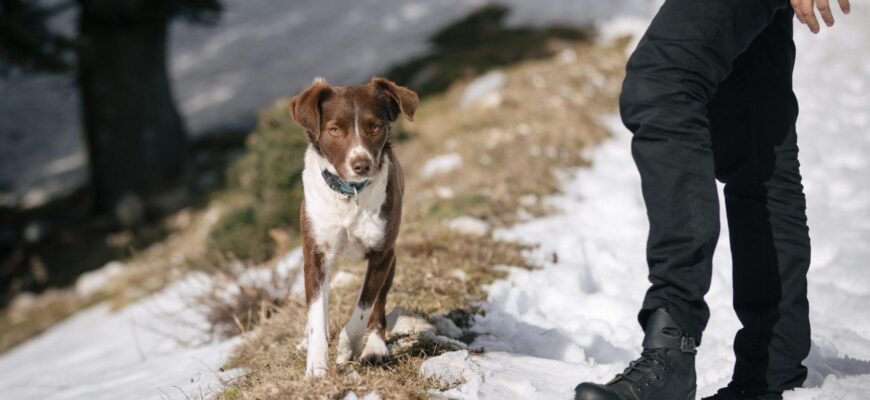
[576,1,794,399]
[708,8,811,397]
[625,0,792,345]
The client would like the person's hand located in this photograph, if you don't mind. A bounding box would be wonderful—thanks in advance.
[791,0,851,33]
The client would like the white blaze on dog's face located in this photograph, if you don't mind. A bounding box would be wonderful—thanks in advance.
[290,77,418,181]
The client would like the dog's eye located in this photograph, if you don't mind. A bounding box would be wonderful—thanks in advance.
[370,124,381,134]
[328,127,340,135]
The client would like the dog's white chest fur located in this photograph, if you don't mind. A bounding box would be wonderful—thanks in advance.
[302,146,389,263]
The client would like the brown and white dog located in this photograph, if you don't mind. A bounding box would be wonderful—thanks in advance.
[290,77,417,377]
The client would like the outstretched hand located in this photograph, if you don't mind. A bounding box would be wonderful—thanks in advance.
[791,0,851,33]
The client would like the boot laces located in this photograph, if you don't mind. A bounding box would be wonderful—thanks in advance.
[611,349,668,389]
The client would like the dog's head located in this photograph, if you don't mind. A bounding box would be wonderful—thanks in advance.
[290,77,418,181]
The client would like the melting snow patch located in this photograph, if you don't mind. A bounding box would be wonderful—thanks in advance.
[74,261,125,297]
[421,153,463,178]
[0,248,304,400]
[459,71,506,108]
[342,391,382,400]
[447,216,489,237]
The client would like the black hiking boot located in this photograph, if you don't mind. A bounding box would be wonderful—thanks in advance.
[702,383,783,400]
[574,308,697,400]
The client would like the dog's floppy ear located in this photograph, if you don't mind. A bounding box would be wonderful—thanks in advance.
[370,77,418,122]
[290,77,332,142]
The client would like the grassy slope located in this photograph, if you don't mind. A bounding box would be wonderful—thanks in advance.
[220,38,628,399]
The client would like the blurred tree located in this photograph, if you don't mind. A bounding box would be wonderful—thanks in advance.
[0,0,221,224]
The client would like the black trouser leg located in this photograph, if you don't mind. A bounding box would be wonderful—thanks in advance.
[621,0,793,344]
[709,9,811,394]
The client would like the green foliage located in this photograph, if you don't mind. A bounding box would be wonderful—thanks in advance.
[426,194,490,221]
[224,387,239,400]
[208,99,307,262]
[385,5,590,97]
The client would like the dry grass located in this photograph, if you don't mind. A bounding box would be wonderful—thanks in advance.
[219,38,629,399]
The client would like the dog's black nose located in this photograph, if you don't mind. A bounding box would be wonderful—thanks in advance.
[351,158,372,175]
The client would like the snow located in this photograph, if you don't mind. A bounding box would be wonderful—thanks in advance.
[3,3,869,400]
[341,391,382,400]
[0,0,651,208]
[460,71,507,108]
[421,153,463,178]
[448,216,490,237]
[422,5,870,400]
[74,261,125,298]
[0,250,303,399]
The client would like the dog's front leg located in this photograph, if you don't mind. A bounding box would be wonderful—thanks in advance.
[303,233,330,377]
[336,248,395,364]
[337,247,396,365]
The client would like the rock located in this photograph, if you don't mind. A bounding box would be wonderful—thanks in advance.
[448,268,467,282]
[448,216,489,237]
[421,331,468,350]
[431,315,463,339]
[460,71,506,108]
[387,307,436,336]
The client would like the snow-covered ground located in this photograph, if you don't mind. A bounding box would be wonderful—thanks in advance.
[0,250,303,400]
[2,4,868,400]
[0,275,240,400]
[0,0,650,208]
[422,5,870,400]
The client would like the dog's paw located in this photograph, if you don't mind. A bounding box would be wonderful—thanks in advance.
[359,332,390,365]
[305,365,328,378]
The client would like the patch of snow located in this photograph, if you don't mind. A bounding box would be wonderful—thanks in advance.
[436,186,456,199]
[330,270,358,289]
[423,8,870,400]
[0,248,305,399]
[447,216,489,237]
[342,391,382,400]
[0,274,241,399]
[75,261,125,298]
[421,153,463,178]
[460,71,506,109]
[420,350,476,387]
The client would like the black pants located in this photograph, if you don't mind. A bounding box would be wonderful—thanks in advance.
[621,0,811,394]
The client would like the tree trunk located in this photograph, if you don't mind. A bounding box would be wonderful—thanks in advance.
[77,0,188,224]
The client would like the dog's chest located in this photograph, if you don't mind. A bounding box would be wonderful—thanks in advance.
[302,162,390,263]
[311,199,386,262]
